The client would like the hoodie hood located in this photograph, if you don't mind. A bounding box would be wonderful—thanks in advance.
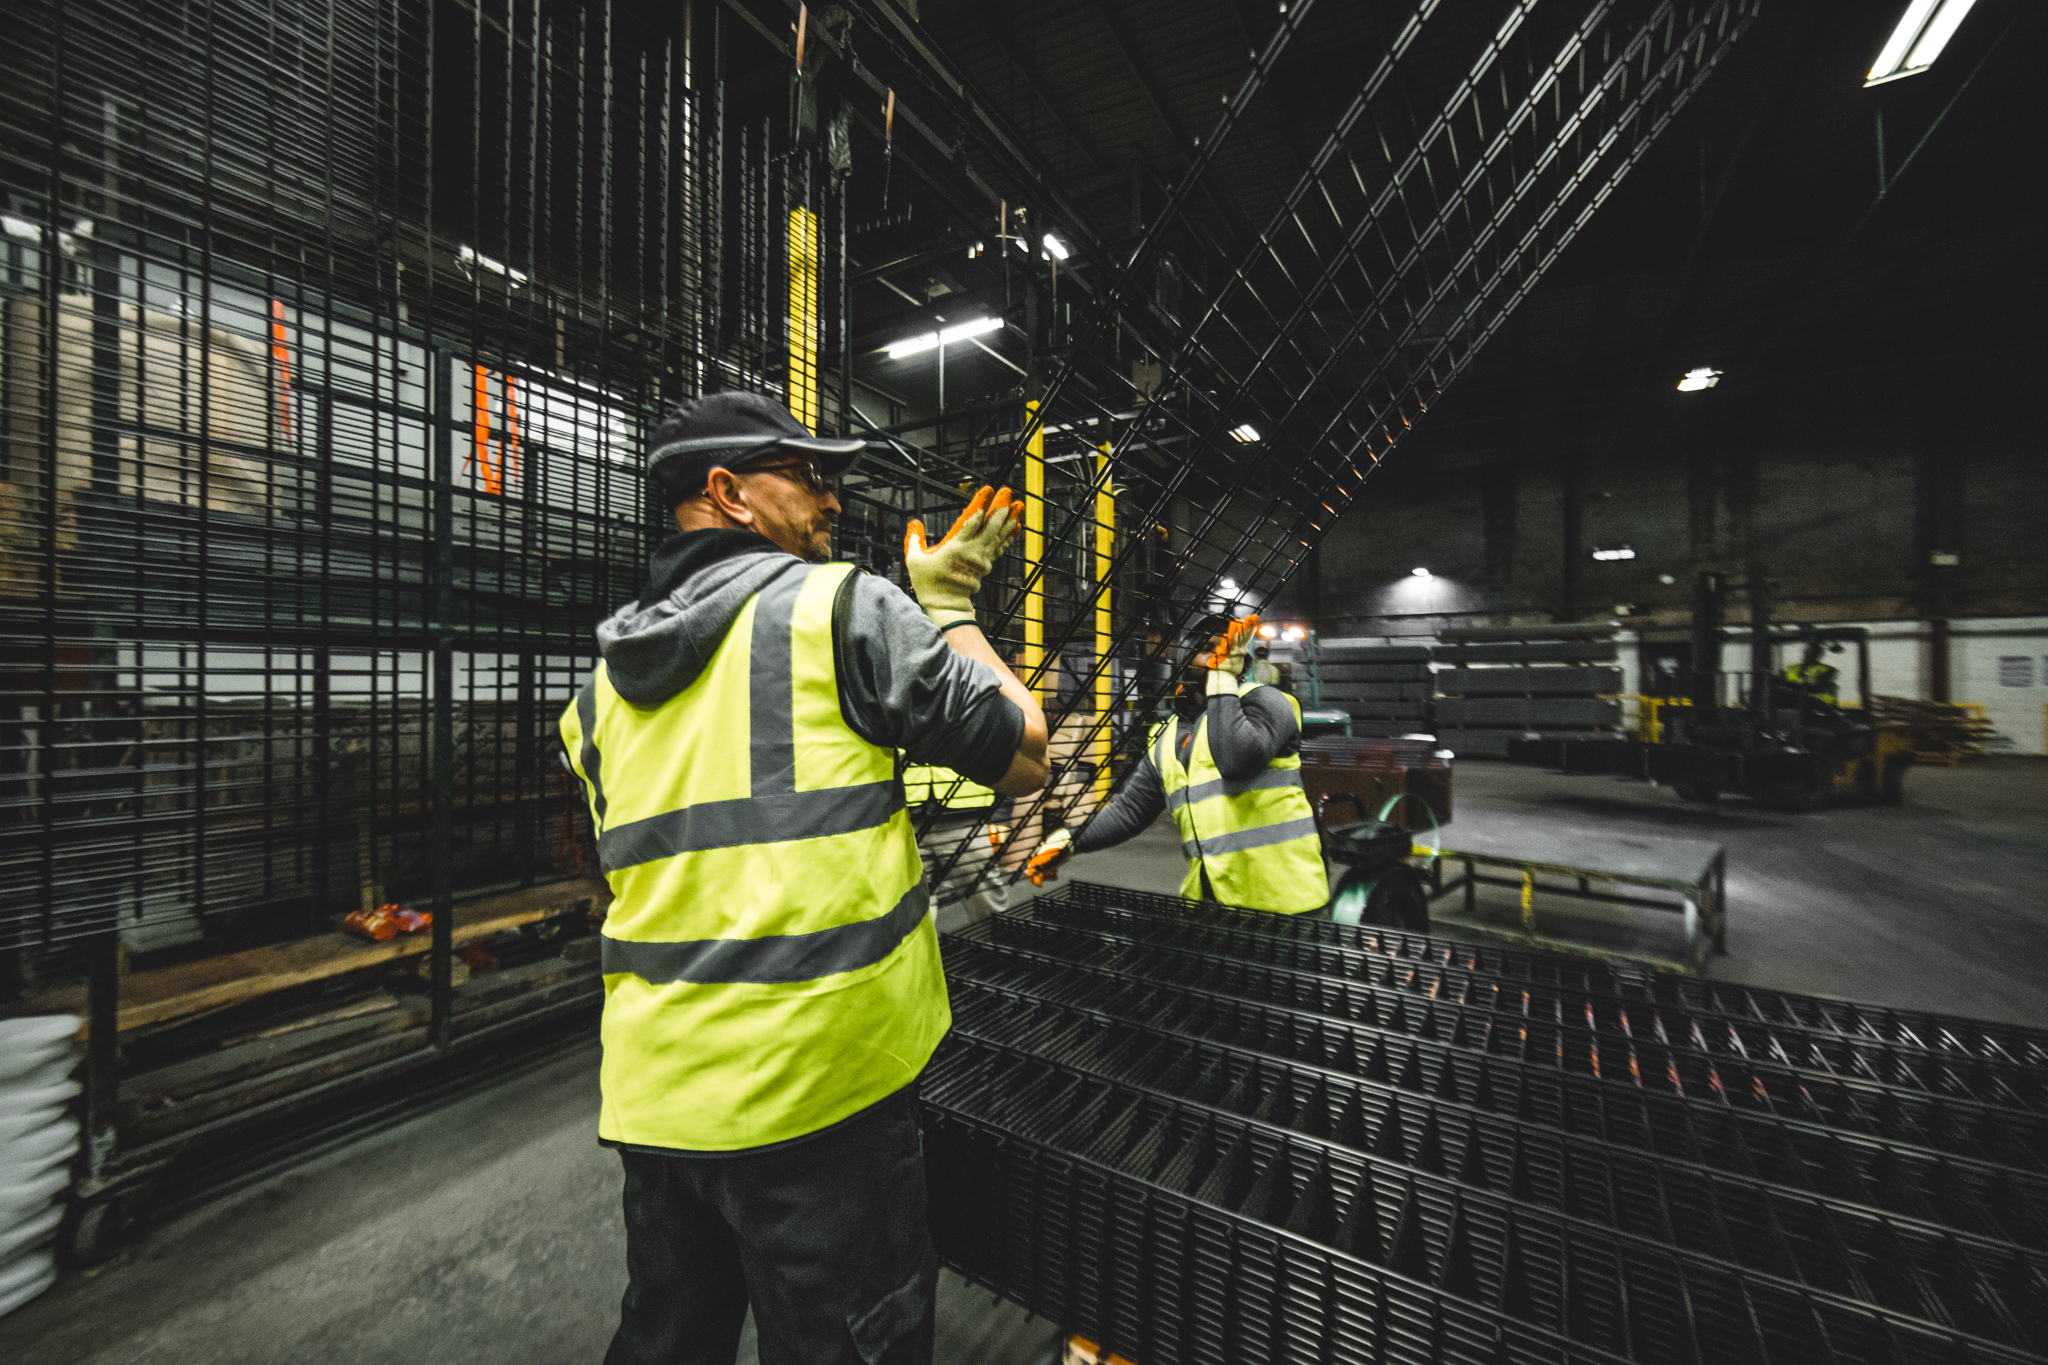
[595,529,803,708]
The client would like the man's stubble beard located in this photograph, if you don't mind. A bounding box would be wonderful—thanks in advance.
[804,517,836,562]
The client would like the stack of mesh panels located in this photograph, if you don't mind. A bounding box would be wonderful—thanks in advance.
[1434,628,1625,759]
[1306,644,1436,740]
[923,882,2048,1365]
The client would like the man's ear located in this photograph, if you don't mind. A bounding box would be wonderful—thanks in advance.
[702,467,756,527]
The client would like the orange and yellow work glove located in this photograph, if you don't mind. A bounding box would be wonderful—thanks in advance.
[904,485,1023,629]
[1025,826,1072,886]
[986,823,1012,850]
[1206,614,1260,697]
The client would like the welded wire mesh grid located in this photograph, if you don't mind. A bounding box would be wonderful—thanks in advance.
[1025,890,2048,1116]
[924,884,2048,1364]
[0,0,856,959]
[863,0,1766,897]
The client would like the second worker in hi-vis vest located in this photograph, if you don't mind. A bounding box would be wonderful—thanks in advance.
[1026,614,1329,914]
[560,392,1047,1365]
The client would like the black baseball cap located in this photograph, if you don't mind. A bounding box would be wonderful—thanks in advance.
[646,391,868,501]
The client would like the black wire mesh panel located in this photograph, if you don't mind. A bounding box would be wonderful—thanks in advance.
[840,0,1766,899]
[923,884,2048,1364]
[1021,895,2048,1119]
[962,911,2048,1173]
[0,0,848,969]
[1048,883,2048,1069]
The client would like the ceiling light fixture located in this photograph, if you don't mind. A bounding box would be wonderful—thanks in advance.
[457,244,529,288]
[1228,424,1261,443]
[885,316,1003,359]
[1257,625,1277,639]
[1282,626,1306,641]
[1040,233,1069,261]
[1410,567,1431,579]
[1676,366,1722,392]
[1590,545,1637,562]
[1866,0,1977,86]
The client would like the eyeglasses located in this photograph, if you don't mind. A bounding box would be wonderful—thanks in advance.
[741,459,837,497]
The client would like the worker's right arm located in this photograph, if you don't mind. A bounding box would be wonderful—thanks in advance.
[930,620,1048,795]
[893,485,1047,795]
[1069,753,1166,852]
[831,574,1043,794]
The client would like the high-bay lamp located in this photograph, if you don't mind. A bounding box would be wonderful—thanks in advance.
[885,316,1002,359]
[1866,0,1977,86]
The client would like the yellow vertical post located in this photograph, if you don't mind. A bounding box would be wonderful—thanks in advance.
[1092,444,1114,809]
[1022,400,1045,698]
[787,208,821,430]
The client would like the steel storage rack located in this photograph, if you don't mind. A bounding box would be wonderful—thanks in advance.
[0,0,889,1249]
[924,882,2048,1365]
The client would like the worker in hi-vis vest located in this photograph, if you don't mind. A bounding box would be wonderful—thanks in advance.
[1026,614,1329,914]
[560,391,1047,1365]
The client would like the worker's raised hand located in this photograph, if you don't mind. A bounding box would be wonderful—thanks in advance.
[904,486,1023,624]
[1024,826,1073,886]
[1206,614,1259,696]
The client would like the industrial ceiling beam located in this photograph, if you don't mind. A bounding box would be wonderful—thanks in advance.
[969,10,1113,174]
[1095,0,1260,251]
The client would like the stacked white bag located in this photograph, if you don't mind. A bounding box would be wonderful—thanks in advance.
[0,1016,82,1318]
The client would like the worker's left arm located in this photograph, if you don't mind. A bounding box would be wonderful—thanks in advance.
[1204,685,1301,781]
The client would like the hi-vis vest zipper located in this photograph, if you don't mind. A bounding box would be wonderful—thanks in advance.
[559,561,947,1150]
[1150,691,1328,914]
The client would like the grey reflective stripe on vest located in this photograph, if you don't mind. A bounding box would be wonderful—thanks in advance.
[1164,766,1303,812]
[747,568,805,797]
[1181,815,1318,858]
[577,681,607,821]
[602,878,929,985]
[600,780,904,871]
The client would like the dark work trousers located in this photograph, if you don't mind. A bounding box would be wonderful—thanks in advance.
[604,1083,937,1365]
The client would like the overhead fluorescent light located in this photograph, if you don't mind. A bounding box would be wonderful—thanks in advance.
[1676,366,1722,392]
[1866,0,1977,86]
[1590,545,1637,562]
[1040,233,1069,261]
[1410,567,1431,579]
[1228,424,1261,443]
[885,316,1003,359]
[457,244,529,288]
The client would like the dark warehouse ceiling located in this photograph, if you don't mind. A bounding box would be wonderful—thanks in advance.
[699,0,2041,452]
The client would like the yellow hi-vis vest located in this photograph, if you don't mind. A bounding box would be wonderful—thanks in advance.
[902,763,996,811]
[559,561,947,1151]
[1151,691,1328,914]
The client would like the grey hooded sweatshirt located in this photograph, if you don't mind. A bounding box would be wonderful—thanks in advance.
[591,529,1023,787]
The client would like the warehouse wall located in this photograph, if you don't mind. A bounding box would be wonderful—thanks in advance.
[1302,444,2044,629]
[1273,440,2048,751]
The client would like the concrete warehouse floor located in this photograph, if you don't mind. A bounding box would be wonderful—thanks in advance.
[4,756,2044,1363]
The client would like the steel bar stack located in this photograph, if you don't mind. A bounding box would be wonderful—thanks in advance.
[924,882,2048,1365]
